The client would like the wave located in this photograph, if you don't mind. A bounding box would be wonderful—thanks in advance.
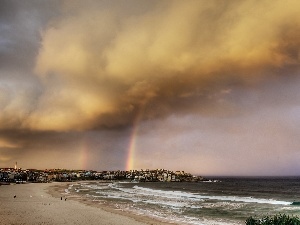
[69,182,297,225]
[130,186,291,205]
[76,182,291,206]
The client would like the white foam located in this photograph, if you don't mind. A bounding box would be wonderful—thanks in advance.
[200,195,291,205]
[130,186,291,205]
[73,182,291,206]
[68,182,292,225]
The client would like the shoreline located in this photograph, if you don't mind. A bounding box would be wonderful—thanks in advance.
[46,181,173,225]
[0,181,173,225]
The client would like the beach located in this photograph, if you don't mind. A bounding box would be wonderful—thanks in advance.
[2,178,299,225]
[0,182,170,225]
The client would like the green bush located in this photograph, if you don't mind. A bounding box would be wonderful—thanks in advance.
[245,214,300,225]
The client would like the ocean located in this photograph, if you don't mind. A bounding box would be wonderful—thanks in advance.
[65,177,300,225]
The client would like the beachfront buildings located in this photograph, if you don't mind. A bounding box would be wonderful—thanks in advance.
[0,168,205,183]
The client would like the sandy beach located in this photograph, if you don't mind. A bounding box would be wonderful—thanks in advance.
[0,182,171,225]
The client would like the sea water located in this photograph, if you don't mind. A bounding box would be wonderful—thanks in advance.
[66,177,300,224]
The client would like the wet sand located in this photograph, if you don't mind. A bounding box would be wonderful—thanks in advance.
[0,182,171,225]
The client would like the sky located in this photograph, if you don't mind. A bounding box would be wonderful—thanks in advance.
[1,0,300,176]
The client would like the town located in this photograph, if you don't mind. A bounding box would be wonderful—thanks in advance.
[0,163,205,184]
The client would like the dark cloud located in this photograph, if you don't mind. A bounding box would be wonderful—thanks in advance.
[1,0,300,174]
[28,0,300,131]
[0,0,60,71]
[0,0,60,130]
[0,128,131,170]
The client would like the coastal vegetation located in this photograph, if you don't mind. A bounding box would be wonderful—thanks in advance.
[246,214,300,225]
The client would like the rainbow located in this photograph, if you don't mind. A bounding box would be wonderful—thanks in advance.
[79,135,89,170]
[126,122,138,171]
[125,106,144,171]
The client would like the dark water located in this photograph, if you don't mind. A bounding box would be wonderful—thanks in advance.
[67,177,300,225]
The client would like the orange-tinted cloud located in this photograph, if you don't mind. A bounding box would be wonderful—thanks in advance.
[24,0,300,131]
[3,1,300,174]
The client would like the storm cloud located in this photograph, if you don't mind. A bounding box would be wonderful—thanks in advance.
[1,0,300,175]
